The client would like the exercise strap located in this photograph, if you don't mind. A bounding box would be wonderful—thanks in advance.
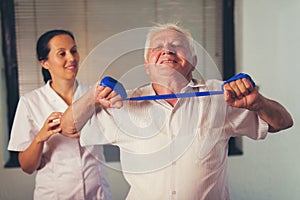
[100,73,256,101]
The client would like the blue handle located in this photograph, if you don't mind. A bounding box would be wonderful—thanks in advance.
[222,73,256,90]
[99,76,127,100]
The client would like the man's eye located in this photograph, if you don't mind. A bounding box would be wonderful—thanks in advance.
[151,46,162,52]
[171,43,182,48]
[154,45,162,49]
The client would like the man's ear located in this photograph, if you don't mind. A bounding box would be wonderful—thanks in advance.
[144,60,150,75]
[192,55,197,68]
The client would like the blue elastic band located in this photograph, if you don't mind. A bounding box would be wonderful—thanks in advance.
[127,90,224,101]
[99,73,255,101]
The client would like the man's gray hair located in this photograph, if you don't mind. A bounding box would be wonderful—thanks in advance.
[144,23,196,60]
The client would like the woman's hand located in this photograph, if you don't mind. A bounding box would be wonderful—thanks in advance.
[19,112,64,174]
[35,112,63,143]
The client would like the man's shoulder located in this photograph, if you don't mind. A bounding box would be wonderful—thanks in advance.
[127,84,153,97]
[204,79,224,90]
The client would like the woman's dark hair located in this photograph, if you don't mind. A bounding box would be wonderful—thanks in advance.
[36,29,75,83]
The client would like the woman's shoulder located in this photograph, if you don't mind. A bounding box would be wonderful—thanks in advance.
[22,83,49,100]
[76,80,92,91]
[74,80,93,99]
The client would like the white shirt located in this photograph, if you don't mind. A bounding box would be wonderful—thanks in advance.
[8,80,112,200]
[80,79,269,200]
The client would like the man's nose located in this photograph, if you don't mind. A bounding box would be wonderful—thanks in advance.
[162,48,175,55]
[162,45,176,55]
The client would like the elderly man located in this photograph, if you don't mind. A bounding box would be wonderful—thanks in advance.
[61,23,293,200]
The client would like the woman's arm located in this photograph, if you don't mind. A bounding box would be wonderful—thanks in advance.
[19,112,62,174]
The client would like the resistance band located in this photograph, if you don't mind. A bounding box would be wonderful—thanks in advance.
[100,73,256,101]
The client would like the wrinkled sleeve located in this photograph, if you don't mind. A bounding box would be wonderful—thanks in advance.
[79,109,119,147]
[225,106,269,140]
[7,97,38,151]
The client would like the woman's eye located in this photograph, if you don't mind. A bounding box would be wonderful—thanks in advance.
[71,49,78,54]
[59,52,66,56]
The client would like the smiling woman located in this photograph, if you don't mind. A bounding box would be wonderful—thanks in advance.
[37,30,78,83]
[37,33,79,106]
[6,30,112,199]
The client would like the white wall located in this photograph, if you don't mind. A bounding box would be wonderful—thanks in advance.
[228,0,300,199]
[1,0,300,199]
[0,27,36,199]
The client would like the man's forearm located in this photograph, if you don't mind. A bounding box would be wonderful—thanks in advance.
[254,95,293,132]
[61,86,98,135]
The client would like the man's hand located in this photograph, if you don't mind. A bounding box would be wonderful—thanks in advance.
[95,81,123,109]
[223,76,293,132]
[223,77,260,110]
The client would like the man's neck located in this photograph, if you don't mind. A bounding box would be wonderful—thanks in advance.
[151,80,191,107]
[152,79,190,95]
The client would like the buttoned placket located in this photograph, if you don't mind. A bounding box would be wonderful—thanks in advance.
[62,86,86,200]
[77,140,86,200]
[152,83,199,200]
[73,83,86,200]
[155,98,178,200]
[168,105,178,200]
[50,96,84,199]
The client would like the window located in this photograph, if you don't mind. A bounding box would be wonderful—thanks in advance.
[2,0,240,167]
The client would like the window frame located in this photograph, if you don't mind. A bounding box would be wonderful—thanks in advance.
[222,0,243,155]
[1,0,20,167]
[1,0,241,168]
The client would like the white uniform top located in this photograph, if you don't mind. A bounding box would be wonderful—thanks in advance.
[8,80,112,200]
[80,79,269,200]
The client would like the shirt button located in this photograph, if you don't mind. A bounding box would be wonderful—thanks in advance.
[172,161,176,166]
[172,191,176,195]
